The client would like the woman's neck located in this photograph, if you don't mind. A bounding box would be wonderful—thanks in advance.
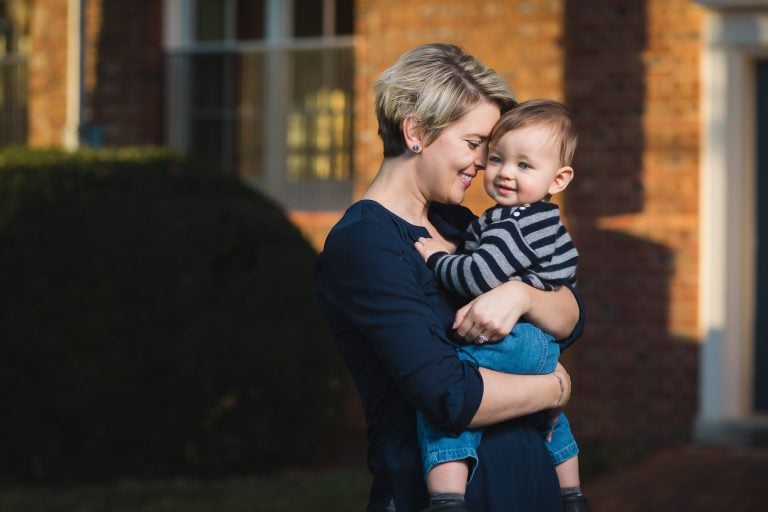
[363,158,430,227]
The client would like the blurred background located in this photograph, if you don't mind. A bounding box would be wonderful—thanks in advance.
[0,0,767,510]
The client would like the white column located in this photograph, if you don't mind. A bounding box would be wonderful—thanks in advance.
[696,3,768,443]
[64,0,82,149]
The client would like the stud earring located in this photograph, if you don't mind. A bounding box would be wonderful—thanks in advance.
[411,144,421,153]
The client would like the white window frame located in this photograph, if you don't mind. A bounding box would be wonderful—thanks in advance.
[162,0,355,210]
[696,0,768,443]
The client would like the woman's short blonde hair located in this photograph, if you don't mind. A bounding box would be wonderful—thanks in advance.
[374,43,517,157]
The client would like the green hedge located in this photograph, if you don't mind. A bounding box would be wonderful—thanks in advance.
[0,147,343,482]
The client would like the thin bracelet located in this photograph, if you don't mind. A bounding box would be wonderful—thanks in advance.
[553,373,565,408]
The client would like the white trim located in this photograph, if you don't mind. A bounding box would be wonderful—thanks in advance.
[163,0,192,149]
[64,0,82,149]
[696,3,768,443]
[164,35,355,54]
[324,0,336,37]
[267,0,292,40]
[163,0,193,49]
[697,0,768,9]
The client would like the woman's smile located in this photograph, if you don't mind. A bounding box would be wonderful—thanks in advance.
[459,172,475,189]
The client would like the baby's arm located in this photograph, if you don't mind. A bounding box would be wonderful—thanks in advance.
[414,236,456,261]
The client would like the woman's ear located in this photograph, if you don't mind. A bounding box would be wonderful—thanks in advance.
[402,116,423,153]
[548,166,574,196]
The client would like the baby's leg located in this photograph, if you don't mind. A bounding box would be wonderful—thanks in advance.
[555,454,580,489]
[426,460,469,495]
[558,455,591,512]
[551,421,590,511]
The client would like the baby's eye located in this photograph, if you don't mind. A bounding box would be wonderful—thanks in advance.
[488,154,502,164]
[518,161,531,170]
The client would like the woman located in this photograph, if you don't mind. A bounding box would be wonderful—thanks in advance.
[315,44,584,512]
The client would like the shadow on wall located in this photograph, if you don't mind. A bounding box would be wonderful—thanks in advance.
[86,0,164,146]
[561,1,699,447]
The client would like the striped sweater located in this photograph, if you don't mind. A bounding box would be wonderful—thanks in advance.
[426,201,579,297]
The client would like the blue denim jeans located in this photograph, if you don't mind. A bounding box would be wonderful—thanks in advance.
[417,322,579,481]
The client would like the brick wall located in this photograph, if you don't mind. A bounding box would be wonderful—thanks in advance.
[84,0,164,145]
[26,0,164,147]
[28,0,68,146]
[561,0,703,445]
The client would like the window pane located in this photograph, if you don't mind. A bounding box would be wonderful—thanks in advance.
[190,118,225,168]
[191,54,228,110]
[195,0,226,41]
[755,59,768,412]
[0,53,27,147]
[188,53,237,171]
[293,0,323,37]
[236,0,265,41]
[286,48,354,183]
[235,52,265,180]
[335,0,354,35]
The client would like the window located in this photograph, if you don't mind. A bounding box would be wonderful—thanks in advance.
[0,0,27,147]
[754,59,768,413]
[165,0,355,210]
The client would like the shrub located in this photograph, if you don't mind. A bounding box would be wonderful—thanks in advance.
[0,147,343,482]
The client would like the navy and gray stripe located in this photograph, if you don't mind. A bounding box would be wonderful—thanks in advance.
[426,202,578,298]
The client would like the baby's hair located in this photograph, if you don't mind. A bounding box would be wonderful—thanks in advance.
[374,43,517,157]
[489,99,578,167]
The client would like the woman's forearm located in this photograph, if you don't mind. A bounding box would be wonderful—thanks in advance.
[469,366,569,428]
[524,285,579,340]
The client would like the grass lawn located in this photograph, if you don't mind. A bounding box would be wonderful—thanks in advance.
[0,441,647,512]
[0,466,371,512]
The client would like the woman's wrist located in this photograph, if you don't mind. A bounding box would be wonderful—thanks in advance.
[553,372,565,408]
[525,285,579,340]
[501,280,533,315]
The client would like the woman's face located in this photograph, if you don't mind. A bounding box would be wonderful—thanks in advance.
[418,101,501,205]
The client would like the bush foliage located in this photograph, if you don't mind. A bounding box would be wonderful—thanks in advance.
[0,147,343,482]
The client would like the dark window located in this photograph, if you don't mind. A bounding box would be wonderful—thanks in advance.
[236,0,265,40]
[195,0,226,41]
[335,0,354,35]
[0,0,27,148]
[293,0,324,37]
[755,59,768,412]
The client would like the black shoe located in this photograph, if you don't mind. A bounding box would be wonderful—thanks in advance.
[420,500,471,512]
[562,493,591,512]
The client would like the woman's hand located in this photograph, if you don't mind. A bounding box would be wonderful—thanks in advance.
[453,280,533,343]
[454,280,579,343]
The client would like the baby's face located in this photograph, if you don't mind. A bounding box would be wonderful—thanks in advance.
[483,125,563,207]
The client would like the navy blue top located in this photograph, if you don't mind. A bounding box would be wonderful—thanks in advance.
[315,200,584,512]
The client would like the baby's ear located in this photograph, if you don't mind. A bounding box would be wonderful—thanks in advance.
[548,166,574,196]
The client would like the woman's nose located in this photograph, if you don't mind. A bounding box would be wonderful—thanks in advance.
[475,145,488,168]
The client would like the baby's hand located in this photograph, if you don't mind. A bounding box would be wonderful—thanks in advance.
[414,236,455,261]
